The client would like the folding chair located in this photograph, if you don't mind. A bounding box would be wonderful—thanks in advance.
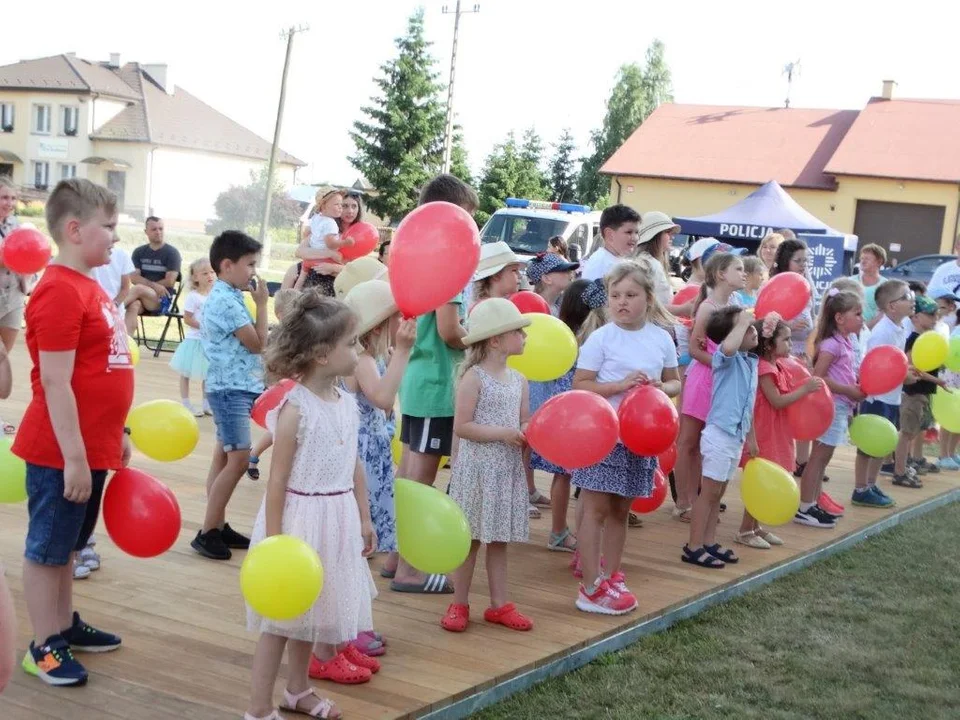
[138,273,185,357]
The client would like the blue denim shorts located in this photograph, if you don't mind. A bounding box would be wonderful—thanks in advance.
[25,464,107,566]
[206,389,259,452]
[860,399,900,429]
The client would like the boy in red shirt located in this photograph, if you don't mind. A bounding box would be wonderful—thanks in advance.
[12,179,134,687]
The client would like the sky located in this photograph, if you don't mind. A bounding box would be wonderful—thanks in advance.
[18,1,960,186]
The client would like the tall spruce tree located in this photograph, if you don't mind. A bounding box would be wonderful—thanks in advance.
[548,128,579,203]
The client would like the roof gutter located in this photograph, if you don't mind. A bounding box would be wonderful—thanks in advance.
[615,176,623,204]
[953,184,960,254]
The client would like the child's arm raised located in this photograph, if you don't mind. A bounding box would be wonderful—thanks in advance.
[352,320,416,411]
[352,459,377,557]
[719,310,754,357]
[264,402,298,537]
[436,302,466,351]
[39,351,89,502]
[455,368,525,446]
[812,349,865,402]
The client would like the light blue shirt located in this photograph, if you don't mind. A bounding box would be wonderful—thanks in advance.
[201,279,264,394]
[706,349,759,443]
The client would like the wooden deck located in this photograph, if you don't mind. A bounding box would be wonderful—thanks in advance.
[0,343,957,720]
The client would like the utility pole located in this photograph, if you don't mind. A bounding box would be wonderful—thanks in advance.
[783,59,800,109]
[441,2,479,174]
[259,24,308,267]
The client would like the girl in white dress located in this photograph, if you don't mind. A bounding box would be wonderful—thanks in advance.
[244,291,377,720]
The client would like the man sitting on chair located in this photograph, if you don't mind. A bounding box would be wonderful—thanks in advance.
[128,216,182,331]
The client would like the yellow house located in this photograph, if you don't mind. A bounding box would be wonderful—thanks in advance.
[600,81,960,260]
[0,53,305,230]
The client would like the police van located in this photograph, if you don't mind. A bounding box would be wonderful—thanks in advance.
[480,198,601,262]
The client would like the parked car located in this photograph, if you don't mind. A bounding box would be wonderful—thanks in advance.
[880,254,957,287]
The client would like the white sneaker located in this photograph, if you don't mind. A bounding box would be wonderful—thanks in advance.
[73,559,91,580]
[202,400,213,416]
[181,399,203,417]
[79,545,100,571]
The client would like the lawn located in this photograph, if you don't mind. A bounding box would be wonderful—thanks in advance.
[472,503,960,720]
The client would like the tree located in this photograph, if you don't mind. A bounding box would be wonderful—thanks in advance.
[475,132,521,227]
[578,39,673,205]
[449,126,472,186]
[349,9,446,221]
[548,128,579,203]
[515,127,550,200]
[206,168,301,236]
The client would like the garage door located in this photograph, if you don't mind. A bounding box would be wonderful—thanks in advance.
[853,200,945,261]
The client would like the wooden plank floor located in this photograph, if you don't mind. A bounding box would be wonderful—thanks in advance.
[0,343,957,719]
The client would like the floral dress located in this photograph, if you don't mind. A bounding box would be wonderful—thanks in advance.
[529,368,574,475]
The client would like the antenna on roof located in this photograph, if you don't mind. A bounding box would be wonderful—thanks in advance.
[783,59,801,108]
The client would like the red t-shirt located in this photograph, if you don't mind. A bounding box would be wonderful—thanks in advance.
[13,265,135,470]
[739,358,796,471]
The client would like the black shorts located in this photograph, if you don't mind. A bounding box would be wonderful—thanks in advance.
[400,415,454,456]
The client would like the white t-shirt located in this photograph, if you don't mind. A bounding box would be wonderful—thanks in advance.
[866,314,907,405]
[92,246,135,303]
[637,252,673,307]
[581,247,625,282]
[577,321,678,410]
[309,215,339,251]
[928,260,960,297]
[182,291,208,340]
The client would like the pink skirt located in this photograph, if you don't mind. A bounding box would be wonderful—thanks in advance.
[681,359,713,422]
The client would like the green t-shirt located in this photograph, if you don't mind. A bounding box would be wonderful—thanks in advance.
[400,293,465,418]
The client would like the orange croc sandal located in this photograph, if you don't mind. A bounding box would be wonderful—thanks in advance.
[483,602,533,631]
[308,652,371,684]
[440,603,470,632]
[342,642,380,673]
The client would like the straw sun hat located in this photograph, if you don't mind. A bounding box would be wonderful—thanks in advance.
[334,256,389,299]
[462,298,531,345]
[637,211,681,245]
[343,280,397,336]
[473,241,523,281]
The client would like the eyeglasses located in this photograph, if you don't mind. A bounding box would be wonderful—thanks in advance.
[897,293,915,303]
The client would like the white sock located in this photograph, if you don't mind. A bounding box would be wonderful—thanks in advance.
[799,501,814,512]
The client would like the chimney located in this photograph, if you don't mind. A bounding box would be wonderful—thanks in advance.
[108,53,121,68]
[142,63,174,95]
[881,79,897,100]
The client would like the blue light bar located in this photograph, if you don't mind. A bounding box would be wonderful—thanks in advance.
[505,198,591,213]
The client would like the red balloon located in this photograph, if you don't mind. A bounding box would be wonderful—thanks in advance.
[657,444,677,474]
[510,291,550,315]
[389,202,480,317]
[780,356,811,389]
[631,469,668,514]
[340,222,380,262]
[103,468,181,558]
[251,379,296,428]
[755,272,811,321]
[527,390,619,470]
[618,385,680,456]
[2,227,51,274]
[671,284,699,307]
[859,346,909,396]
[786,384,835,440]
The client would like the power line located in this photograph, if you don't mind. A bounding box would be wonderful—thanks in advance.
[441,2,479,174]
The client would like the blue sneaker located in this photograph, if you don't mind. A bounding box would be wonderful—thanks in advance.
[851,487,894,508]
[870,485,896,502]
[938,457,960,471]
[61,611,121,652]
[24,634,87,686]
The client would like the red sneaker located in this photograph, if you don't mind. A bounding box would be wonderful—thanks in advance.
[818,491,845,517]
[608,571,638,607]
[575,579,637,615]
[308,652,372,684]
[440,603,470,632]
[342,642,381,673]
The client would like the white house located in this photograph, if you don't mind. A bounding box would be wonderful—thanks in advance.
[0,53,305,229]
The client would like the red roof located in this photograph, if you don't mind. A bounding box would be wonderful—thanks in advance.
[824,98,960,183]
[600,103,860,190]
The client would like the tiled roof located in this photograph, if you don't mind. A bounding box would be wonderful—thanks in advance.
[600,103,860,190]
[824,98,960,183]
[0,54,140,100]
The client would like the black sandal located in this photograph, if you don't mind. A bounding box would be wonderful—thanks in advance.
[681,545,725,569]
[247,457,260,481]
[892,474,922,489]
[704,543,739,564]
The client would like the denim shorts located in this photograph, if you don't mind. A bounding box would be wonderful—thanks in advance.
[206,389,259,452]
[860,399,900,429]
[25,464,107,566]
[818,400,851,448]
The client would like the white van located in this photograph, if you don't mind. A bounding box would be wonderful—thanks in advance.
[479,198,601,262]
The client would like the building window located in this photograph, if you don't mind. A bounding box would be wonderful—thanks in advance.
[60,106,79,136]
[0,104,13,132]
[59,163,77,180]
[33,104,50,134]
[32,161,49,189]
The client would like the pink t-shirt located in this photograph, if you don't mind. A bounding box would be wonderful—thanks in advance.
[818,333,857,410]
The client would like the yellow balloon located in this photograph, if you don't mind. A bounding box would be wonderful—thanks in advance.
[0,438,26,504]
[240,535,323,620]
[243,292,257,321]
[912,330,948,372]
[507,313,578,382]
[741,458,800,526]
[947,336,960,372]
[395,477,471,574]
[127,399,200,462]
[931,387,960,433]
[390,422,447,468]
[127,336,140,367]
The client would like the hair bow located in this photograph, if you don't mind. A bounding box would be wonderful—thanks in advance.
[581,278,607,309]
[826,288,840,298]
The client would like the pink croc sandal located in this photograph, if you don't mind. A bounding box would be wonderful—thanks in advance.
[280,687,342,718]
[348,633,384,657]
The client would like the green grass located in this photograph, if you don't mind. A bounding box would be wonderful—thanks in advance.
[472,503,960,720]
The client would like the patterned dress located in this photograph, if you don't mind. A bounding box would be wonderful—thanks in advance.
[529,368,574,475]
[449,366,529,544]
[351,359,397,553]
